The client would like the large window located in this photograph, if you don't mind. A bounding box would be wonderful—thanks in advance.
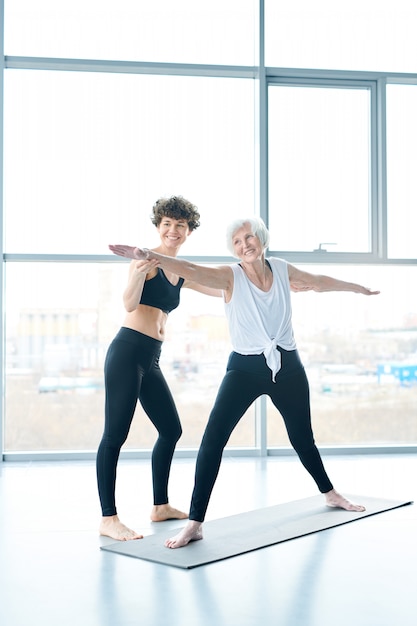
[268,84,372,253]
[386,84,417,259]
[5,261,416,452]
[5,0,256,65]
[265,0,417,73]
[4,263,255,452]
[4,70,255,256]
[268,265,417,447]
[2,2,417,457]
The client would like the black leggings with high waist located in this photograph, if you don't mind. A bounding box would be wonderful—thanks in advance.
[96,327,182,517]
[189,348,333,522]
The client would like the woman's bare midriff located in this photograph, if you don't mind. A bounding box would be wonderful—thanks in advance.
[122,304,168,341]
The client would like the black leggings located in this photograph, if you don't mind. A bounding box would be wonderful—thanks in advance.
[189,348,333,522]
[96,327,182,516]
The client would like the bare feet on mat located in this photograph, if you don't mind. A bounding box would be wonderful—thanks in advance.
[325,489,366,512]
[151,503,188,522]
[99,515,144,541]
[164,520,203,549]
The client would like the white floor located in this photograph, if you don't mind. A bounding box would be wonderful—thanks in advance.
[0,453,416,626]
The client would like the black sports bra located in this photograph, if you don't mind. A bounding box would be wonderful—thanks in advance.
[139,268,184,314]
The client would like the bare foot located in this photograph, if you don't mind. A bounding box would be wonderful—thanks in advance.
[99,515,143,541]
[150,503,188,522]
[325,489,366,512]
[164,520,203,549]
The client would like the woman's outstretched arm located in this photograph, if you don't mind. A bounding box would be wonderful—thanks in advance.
[288,264,380,296]
[109,244,233,292]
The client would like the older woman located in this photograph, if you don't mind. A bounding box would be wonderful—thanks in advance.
[109,217,379,548]
[98,196,220,541]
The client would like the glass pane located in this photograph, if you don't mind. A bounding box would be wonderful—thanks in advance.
[386,84,417,259]
[265,1,417,73]
[4,70,255,255]
[5,263,255,452]
[267,264,417,446]
[268,86,371,253]
[4,0,256,65]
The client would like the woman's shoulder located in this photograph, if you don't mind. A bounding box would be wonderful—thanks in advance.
[266,256,286,266]
[266,257,288,273]
[267,257,291,287]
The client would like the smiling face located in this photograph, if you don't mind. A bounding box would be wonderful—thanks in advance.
[157,217,191,252]
[231,222,264,262]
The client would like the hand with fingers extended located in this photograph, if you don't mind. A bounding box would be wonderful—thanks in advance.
[109,244,151,260]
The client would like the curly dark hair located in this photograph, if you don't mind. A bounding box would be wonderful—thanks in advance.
[151,196,200,231]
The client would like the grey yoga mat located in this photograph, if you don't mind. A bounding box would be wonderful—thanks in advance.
[100,494,412,569]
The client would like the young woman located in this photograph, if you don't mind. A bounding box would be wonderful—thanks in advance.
[109,216,380,548]
[97,196,220,541]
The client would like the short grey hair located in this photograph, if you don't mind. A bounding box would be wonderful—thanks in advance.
[225,217,270,256]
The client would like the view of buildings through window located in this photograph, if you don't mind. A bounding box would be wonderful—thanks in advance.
[4,263,417,452]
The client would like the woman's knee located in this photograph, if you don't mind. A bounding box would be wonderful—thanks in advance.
[200,424,230,451]
[99,431,127,452]
[158,422,182,444]
[173,424,183,442]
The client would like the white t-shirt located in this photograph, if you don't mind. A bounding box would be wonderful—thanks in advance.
[224,257,296,381]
